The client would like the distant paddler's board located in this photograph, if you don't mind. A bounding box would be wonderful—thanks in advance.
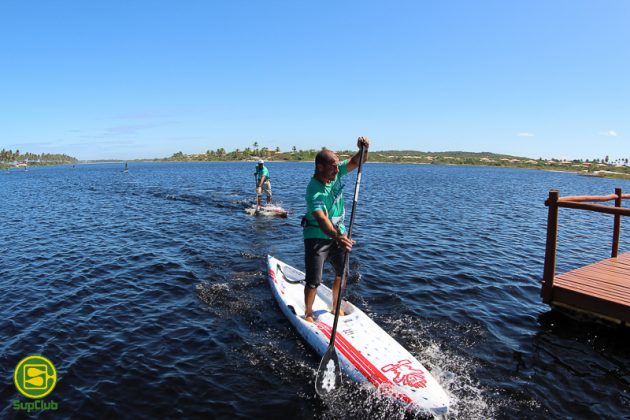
[266,255,449,414]
[245,205,288,218]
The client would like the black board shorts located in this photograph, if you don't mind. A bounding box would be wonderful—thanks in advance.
[304,238,346,289]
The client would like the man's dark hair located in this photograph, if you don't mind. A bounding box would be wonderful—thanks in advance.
[315,149,335,166]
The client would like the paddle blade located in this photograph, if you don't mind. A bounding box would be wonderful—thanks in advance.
[315,345,342,396]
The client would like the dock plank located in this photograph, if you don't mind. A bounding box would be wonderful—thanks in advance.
[557,270,630,292]
[553,278,630,305]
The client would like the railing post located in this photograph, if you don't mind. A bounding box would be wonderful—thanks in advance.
[542,189,559,303]
[612,188,622,258]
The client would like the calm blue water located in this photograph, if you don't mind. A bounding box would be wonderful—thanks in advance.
[1,162,629,418]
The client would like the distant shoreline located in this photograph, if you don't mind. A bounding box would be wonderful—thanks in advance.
[5,153,628,181]
[69,159,630,181]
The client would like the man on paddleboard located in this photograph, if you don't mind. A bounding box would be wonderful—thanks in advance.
[302,137,369,323]
[255,159,272,209]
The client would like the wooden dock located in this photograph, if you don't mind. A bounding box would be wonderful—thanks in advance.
[541,188,630,325]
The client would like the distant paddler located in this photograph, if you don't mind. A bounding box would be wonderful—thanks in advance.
[255,159,272,209]
[123,162,128,173]
[302,137,369,323]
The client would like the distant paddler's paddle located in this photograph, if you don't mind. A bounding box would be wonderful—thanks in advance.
[315,143,365,396]
[254,171,260,213]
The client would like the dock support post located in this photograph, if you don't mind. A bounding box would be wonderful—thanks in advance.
[542,189,559,303]
[612,188,622,258]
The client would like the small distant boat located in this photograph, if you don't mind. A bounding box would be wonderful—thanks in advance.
[123,162,128,173]
[245,204,288,218]
[577,171,603,177]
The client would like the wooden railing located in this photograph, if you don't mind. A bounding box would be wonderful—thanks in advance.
[541,188,630,303]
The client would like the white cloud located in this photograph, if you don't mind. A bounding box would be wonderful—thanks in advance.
[517,132,534,137]
[599,130,618,137]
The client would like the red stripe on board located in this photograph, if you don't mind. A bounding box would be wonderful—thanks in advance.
[269,268,284,294]
[316,321,412,403]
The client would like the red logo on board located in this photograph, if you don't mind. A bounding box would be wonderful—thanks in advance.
[381,359,427,388]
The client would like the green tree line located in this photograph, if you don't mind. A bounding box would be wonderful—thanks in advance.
[161,145,630,179]
[165,146,320,162]
[0,149,78,164]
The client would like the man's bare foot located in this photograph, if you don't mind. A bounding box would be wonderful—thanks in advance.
[330,308,345,316]
[305,315,315,323]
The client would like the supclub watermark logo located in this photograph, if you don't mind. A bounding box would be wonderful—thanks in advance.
[12,355,59,412]
[14,355,57,398]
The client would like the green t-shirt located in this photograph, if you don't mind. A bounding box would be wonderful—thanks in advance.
[256,166,270,183]
[303,159,349,240]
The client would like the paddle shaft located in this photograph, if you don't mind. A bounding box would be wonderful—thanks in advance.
[327,144,365,347]
[315,144,366,396]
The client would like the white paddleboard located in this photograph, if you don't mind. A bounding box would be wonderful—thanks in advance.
[267,255,449,414]
[245,205,288,218]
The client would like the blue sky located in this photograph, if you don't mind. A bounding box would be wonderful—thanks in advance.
[1,1,628,161]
